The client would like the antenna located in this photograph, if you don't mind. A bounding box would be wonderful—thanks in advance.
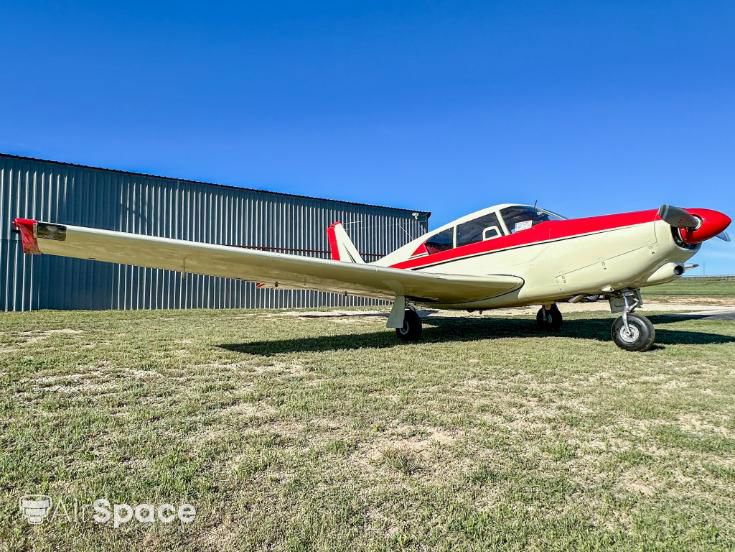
[533,199,538,211]
[396,221,412,239]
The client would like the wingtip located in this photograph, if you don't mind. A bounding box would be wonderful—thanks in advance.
[13,218,40,254]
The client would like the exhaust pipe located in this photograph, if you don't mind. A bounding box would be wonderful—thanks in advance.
[646,262,685,286]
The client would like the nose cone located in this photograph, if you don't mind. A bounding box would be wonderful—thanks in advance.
[680,208,732,244]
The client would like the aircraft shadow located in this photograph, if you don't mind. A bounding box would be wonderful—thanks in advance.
[219,315,735,356]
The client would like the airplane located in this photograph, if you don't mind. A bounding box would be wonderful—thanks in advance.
[12,203,731,352]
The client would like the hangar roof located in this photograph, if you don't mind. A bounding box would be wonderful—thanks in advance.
[0,152,431,219]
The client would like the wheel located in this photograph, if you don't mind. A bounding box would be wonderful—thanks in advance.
[611,314,656,352]
[536,304,563,330]
[396,309,422,341]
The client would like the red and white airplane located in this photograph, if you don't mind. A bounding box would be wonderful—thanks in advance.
[13,203,731,351]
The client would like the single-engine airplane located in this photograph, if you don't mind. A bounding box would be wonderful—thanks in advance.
[13,203,731,351]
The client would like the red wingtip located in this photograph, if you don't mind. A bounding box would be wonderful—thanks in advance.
[13,218,40,254]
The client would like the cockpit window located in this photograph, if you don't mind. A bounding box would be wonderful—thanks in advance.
[457,212,503,247]
[424,228,454,254]
[500,206,563,234]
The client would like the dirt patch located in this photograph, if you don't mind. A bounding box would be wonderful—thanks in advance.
[250,361,306,376]
[219,402,278,418]
[282,310,386,318]
[649,296,735,306]
[126,368,163,379]
[677,413,730,437]
[352,424,461,467]
[34,369,105,386]
[186,427,232,448]
[42,381,119,395]
[618,467,659,496]
[11,328,83,348]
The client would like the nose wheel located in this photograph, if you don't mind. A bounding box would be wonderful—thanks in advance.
[610,290,656,351]
[537,304,563,330]
[612,314,655,351]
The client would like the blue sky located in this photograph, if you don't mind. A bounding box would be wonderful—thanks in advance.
[2,1,734,273]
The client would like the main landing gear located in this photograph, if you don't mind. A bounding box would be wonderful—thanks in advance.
[610,290,656,352]
[396,309,422,341]
[388,296,423,341]
[537,304,563,331]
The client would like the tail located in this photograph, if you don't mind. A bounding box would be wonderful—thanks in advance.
[327,221,364,263]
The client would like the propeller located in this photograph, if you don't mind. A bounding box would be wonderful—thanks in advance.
[658,204,700,229]
[717,231,731,242]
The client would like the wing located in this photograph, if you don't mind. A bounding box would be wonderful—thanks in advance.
[13,219,523,304]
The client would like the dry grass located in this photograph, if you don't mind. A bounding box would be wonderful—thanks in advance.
[1,303,735,550]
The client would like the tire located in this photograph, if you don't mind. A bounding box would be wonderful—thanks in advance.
[611,314,656,352]
[536,304,563,331]
[396,309,422,341]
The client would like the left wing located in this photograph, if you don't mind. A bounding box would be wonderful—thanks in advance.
[13,219,524,304]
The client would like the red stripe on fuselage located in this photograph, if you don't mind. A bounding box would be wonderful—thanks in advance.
[391,209,660,270]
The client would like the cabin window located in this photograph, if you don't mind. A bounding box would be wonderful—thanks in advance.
[424,228,454,254]
[456,212,503,247]
[483,226,501,240]
[500,206,556,234]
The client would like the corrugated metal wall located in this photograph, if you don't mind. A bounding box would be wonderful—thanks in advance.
[0,154,430,311]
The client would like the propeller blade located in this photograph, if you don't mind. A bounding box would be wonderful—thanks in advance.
[716,231,731,242]
[658,204,700,229]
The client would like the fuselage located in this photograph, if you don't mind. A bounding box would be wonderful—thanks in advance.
[373,204,729,309]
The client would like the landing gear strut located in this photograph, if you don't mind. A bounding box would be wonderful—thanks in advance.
[611,290,655,352]
[537,304,563,330]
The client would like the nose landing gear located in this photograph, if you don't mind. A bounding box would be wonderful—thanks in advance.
[610,290,656,351]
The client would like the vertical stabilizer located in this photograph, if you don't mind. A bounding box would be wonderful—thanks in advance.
[327,222,364,263]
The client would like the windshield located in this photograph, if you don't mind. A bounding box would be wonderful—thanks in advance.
[501,206,565,234]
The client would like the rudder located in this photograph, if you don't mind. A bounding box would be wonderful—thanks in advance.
[327,222,364,263]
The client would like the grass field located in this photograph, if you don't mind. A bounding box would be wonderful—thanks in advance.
[2,306,735,550]
[645,276,735,298]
